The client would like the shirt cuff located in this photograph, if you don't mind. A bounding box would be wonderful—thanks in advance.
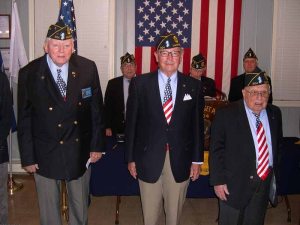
[192,162,203,165]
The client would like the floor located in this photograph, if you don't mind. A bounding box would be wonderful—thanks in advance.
[7,175,300,225]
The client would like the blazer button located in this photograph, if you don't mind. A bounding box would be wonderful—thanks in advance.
[249,175,254,179]
[75,138,79,142]
[58,124,62,128]
[74,120,78,125]
[49,107,53,111]
[59,141,64,145]
[78,102,82,106]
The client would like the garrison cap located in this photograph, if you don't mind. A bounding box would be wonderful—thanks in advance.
[46,21,72,40]
[156,33,181,50]
[120,52,136,65]
[244,71,269,87]
[243,48,258,60]
[191,53,206,69]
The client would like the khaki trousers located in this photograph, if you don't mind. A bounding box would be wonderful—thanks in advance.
[139,152,189,225]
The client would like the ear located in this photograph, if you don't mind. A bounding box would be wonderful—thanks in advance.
[154,51,159,63]
[43,43,48,53]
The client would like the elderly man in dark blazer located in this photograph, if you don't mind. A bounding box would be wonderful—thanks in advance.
[189,53,216,97]
[125,33,204,225]
[228,48,273,103]
[210,71,282,225]
[0,71,12,224]
[104,52,136,137]
[17,21,105,225]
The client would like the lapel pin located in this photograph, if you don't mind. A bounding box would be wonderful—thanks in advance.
[72,72,76,78]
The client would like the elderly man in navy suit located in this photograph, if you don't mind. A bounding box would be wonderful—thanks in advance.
[18,21,105,225]
[125,33,204,225]
[104,53,136,137]
[210,71,282,225]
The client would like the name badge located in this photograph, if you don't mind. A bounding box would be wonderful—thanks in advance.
[82,87,92,99]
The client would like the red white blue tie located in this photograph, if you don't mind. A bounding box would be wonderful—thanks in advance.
[254,113,270,180]
[163,78,173,124]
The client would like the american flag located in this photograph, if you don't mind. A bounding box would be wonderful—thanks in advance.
[135,0,242,94]
[58,0,78,53]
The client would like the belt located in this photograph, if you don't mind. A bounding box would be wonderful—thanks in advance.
[165,143,170,151]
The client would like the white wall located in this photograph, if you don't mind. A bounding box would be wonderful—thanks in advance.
[34,0,112,93]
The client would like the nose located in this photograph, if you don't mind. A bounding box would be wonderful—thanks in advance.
[58,45,64,53]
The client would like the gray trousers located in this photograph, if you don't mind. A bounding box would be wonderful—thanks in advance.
[34,168,91,225]
[0,162,8,224]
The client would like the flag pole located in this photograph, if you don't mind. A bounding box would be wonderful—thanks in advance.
[7,71,23,195]
[7,0,23,196]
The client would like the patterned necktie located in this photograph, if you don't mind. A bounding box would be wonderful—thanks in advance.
[56,68,67,100]
[163,77,173,124]
[253,113,270,180]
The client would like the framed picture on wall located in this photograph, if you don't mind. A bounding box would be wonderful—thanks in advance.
[0,14,11,39]
[0,47,10,70]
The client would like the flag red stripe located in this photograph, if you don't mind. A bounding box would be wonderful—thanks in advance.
[182,48,191,75]
[231,0,242,79]
[135,47,143,75]
[215,0,226,90]
[200,0,209,59]
[150,47,158,72]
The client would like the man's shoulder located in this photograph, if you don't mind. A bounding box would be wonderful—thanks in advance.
[109,76,123,83]
[231,73,245,83]
[19,55,45,76]
[201,75,215,83]
[70,54,95,67]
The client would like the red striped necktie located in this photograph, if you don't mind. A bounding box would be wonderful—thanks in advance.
[253,113,270,180]
[163,78,173,124]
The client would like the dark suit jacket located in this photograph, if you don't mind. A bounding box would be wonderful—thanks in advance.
[18,54,105,180]
[228,73,273,103]
[209,100,282,209]
[0,71,12,164]
[125,71,205,183]
[104,76,125,134]
[200,76,216,97]
[189,75,216,97]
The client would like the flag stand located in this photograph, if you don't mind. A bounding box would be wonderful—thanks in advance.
[7,72,23,195]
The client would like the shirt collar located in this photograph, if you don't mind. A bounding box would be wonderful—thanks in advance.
[158,69,178,84]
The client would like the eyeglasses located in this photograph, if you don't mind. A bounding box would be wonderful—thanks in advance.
[245,90,270,98]
[159,50,181,58]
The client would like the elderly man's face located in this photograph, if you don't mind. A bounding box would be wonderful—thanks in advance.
[243,58,257,73]
[154,47,182,77]
[44,38,74,67]
[190,67,205,79]
[121,63,136,80]
[242,84,270,114]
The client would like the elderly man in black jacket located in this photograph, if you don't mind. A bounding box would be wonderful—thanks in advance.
[17,21,105,225]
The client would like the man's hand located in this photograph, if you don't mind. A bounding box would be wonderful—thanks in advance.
[105,128,112,136]
[190,163,200,181]
[128,162,137,179]
[214,184,230,201]
[90,152,102,163]
[23,164,39,174]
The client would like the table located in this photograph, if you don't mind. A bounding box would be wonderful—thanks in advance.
[90,137,215,198]
[90,137,300,224]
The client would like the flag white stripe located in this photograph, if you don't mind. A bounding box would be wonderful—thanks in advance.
[191,0,201,61]
[206,0,218,79]
[222,0,235,94]
[142,47,151,74]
